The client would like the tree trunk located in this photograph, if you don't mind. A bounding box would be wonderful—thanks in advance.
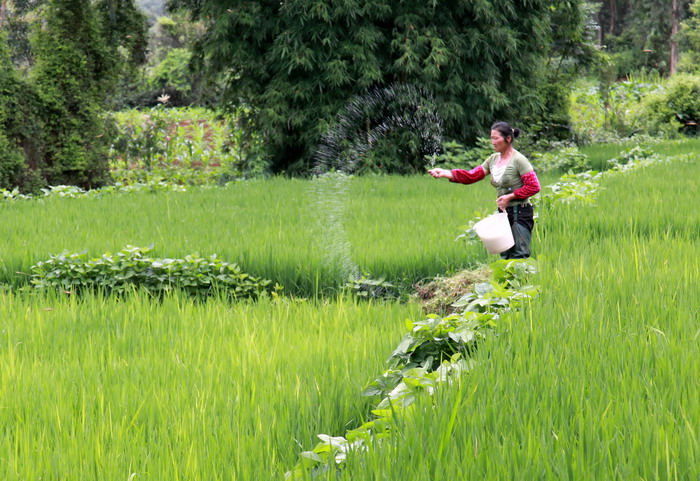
[670,0,680,75]
[0,0,7,25]
[608,0,617,35]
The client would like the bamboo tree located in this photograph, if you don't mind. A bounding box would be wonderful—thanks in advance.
[671,0,681,73]
[171,0,587,173]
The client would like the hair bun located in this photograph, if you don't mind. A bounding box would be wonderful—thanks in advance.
[512,128,520,138]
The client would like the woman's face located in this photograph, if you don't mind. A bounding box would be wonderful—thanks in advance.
[490,129,511,153]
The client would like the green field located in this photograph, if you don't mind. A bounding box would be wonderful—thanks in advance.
[335,155,700,480]
[0,148,698,480]
[0,172,557,295]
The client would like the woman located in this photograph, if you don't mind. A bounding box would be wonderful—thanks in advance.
[429,122,541,259]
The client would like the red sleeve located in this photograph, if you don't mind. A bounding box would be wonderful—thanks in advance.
[450,166,486,184]
[513,171,540,199]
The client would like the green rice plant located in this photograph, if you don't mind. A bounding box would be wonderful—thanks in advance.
[331,148,700,481]
[0,291,420,480]
[0,174,567,295]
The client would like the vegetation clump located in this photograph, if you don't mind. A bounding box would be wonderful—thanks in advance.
[638,73,700,137]
[286,259,539,480]
[30,245,276,300]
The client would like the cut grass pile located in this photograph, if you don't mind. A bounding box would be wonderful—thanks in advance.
[413,266,492,315]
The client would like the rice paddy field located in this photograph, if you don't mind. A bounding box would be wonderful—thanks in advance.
[0,173,562,295]
[0,141,698,480]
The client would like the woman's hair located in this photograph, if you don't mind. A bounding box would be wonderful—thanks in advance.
[491,121,520,142]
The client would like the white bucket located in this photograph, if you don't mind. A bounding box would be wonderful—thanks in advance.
[472,212,514,255]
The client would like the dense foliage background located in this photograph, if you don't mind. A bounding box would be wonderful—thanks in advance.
[2,0,700,188]
[166,0,593,173]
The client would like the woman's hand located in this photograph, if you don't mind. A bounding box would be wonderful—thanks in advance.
[497,193,516,211]
[428,168,453,180]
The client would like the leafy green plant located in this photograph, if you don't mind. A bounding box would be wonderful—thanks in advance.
[606,145,654,168]
[530,146,591,173]
[451,263,540,314]
[0,187,31,201]
[637,74,700,137]
[30,245,275,299]
[386,312,494,372]
[537,170,603,206]
[344,273,398,300]
[287,259,538,480]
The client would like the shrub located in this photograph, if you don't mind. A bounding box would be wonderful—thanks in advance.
[30,245,275,300]
[570,75,663,144]
[529,146,591,173]
[637,74,700,137]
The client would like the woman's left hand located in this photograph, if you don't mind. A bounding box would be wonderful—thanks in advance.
[497,194,515,211]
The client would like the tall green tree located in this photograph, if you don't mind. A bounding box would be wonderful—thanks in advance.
[0,0,149,190]
[171,0,587,173]
[0,0,43,68]
[538,0,600,140]
[596,0,691,76]
[0,32,29,188]
[95,0,149,68]
[30,0,115,186]
[94,0,150,108]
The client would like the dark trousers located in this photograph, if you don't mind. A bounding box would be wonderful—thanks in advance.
[499,204,534,259]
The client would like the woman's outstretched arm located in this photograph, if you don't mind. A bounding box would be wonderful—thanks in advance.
[429,166,486,184]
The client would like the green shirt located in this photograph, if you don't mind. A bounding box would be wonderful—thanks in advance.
[480,150,534,205]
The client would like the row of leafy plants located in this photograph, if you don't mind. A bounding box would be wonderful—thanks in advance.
[0,181,189,202]
[285,259,539,479]
[29,245,277,300]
